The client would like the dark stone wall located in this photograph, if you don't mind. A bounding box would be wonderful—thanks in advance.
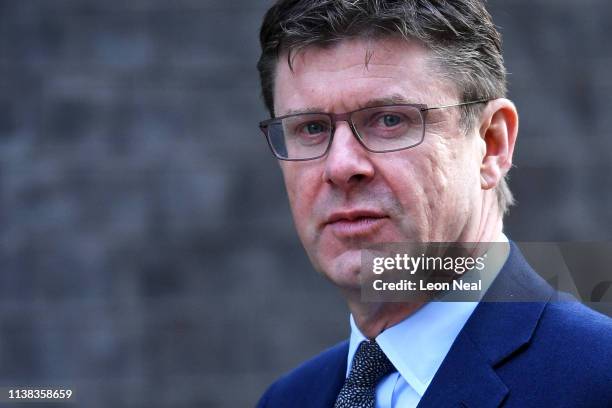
[0,1,610,407]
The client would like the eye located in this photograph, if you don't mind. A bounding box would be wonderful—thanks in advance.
[289,119,330,146]
[380,114,402,127]
[303,122,326,135]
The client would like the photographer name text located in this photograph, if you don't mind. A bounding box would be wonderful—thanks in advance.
[372,279,482,292]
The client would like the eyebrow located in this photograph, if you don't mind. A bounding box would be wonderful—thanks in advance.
[359,94,414,108]
[283,107,326,116]
[281,94,416,116]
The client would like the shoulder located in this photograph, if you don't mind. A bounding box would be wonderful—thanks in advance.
[519,300,612,397]
[537,300,612,353]
[257,340,348,408]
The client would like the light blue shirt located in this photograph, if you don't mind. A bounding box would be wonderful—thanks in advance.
[346,237,509,408]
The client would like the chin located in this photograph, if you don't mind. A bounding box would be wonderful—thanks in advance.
[320,252,363,290]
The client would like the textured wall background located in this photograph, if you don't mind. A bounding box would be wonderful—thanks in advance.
[0,1,611,407]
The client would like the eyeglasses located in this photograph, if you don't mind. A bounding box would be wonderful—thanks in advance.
[259,100,488,161]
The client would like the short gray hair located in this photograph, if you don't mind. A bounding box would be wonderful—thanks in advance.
[257,0,514,213]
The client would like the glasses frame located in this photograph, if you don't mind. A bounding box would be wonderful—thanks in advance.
[259,99,489,161]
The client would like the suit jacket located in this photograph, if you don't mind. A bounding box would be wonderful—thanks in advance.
[257,243,612,407]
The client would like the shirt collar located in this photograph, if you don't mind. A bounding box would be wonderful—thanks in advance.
[347,234,510,396]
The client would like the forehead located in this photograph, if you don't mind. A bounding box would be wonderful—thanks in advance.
[273,37,457,115]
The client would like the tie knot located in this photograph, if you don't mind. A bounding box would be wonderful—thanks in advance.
[346,340,395,388]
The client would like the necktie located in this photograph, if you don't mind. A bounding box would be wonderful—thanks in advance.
[334,340,396,408]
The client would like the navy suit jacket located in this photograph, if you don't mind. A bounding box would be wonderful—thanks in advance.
[257,243,612,407]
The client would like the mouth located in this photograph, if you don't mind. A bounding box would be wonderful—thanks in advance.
[324,210,388,238]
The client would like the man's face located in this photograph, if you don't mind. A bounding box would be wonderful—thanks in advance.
[273,38,486,290]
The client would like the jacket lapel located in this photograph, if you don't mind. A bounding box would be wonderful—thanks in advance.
[417,242,553,408]
[306,341,348,408]
[416,329,508,408]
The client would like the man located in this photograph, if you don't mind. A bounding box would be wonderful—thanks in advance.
[255,1,612,407]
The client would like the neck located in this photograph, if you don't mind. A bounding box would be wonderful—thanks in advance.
[345,300,424,339]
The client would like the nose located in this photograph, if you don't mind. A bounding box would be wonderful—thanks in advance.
[323,121,375,189]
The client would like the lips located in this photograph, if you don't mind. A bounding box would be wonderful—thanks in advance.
[324,210,388,237]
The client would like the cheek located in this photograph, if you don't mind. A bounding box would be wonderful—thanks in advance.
[380,142,460,238]
[424,153,451,200]
[412,155,451,227]
[281,164,320,238]
[420,139,480,220]
[386,147,452,206]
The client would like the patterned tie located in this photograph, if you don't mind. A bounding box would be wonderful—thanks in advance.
[334,340,396,408]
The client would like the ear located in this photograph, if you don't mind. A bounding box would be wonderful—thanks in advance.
[478,98,519,190]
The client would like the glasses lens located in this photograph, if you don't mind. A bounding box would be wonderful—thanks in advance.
[352,105,424,152]
[267,114,332,160]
